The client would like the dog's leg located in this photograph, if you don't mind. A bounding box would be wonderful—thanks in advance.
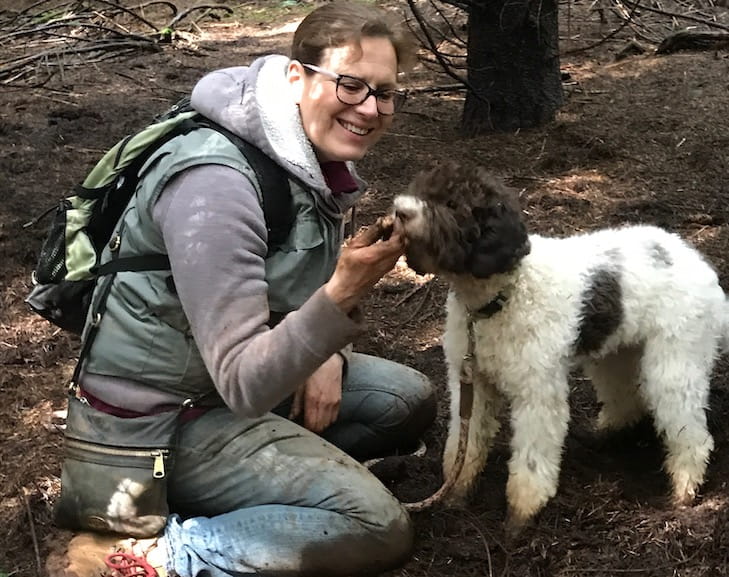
[584,346,645,432]
[443,373,502,504]
[503,367,570,535]
[640,337,715,504]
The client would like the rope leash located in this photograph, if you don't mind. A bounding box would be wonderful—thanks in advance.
[105,551,158,577]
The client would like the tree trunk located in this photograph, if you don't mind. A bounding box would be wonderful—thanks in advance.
[462,0,563,135]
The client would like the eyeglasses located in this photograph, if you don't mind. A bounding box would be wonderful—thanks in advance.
[302,63,406,116]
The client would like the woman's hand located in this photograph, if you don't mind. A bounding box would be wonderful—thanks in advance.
[289,353,344,433]
[325,216,405,313]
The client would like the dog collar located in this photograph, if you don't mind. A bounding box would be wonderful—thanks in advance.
[472,292,508,319]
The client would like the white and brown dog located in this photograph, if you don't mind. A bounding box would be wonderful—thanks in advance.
[393,161,727,533]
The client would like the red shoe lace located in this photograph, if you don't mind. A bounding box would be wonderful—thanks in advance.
[104,551,158,577]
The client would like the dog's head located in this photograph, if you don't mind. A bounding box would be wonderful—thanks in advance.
[393,161,531,278]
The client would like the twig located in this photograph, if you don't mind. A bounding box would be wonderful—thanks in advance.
[394,282,430,307]
[563,0,640,54]
[406,83,465,94]
[87,0,161,32]
[405,0,471,88]
[62,145,107,154]
[401,283,434,325]
[429,0,467,48]
[611,0,664,44]
[386,131,445,141]
[132,0,178,16]
[464,518,495,577]
[22,489,42,577]
[166,5,233,30]
[562,567,660,573]
[33,92,77,106]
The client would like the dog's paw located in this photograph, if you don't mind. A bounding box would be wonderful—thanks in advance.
[504,506,534,541]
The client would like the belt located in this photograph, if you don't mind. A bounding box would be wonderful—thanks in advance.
[79,387,212,423]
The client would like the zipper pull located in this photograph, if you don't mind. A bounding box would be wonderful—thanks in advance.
[152,449,168,479]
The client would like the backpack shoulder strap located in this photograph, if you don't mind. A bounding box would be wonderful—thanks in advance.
[192,117,294,247]
[153,97,294,245]
[237,139,293,247]
[94,114,294,278]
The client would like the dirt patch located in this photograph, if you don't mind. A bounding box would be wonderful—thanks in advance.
[2,1,729,576]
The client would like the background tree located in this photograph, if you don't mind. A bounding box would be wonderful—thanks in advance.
[408,0,564,135]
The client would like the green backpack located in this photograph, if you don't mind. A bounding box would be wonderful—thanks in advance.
[25,98,293,334]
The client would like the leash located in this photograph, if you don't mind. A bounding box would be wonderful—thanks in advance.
[403,290,507,512]
[403,315,476,512]
[105,551,158,577]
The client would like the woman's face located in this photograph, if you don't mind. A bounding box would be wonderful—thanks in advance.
[288,36,399,163]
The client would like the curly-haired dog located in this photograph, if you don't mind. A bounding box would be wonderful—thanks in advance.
[393,161,727,534]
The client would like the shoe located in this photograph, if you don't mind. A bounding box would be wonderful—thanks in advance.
[46,531,168,577]
[363,439,429,485]
[362,438,427,469]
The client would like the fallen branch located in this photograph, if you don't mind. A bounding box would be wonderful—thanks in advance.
[88,0,161,32]
[657,29,729,53]
[3,0,77,28]
[0,39,158,83]
[0,21,153,44]
[621,0,729,32]
[132,0,178,15]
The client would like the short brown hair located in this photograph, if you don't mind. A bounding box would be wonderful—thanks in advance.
[290,0,416,73]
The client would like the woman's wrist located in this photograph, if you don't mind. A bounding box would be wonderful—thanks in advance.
[324,278,358,313]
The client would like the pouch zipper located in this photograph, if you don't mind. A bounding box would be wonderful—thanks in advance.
[65,438,170,479]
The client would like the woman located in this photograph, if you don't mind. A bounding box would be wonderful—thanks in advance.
[54,1,435,576]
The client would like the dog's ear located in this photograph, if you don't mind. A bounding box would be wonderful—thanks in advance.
[468,199,530,278]
[402,211,473,276]
[423,234,471,275]
[441,244,472,275]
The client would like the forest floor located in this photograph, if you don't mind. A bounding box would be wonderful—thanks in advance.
[1,0,729,576]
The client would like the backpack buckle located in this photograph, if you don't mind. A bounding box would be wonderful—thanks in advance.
[109,234,121,252]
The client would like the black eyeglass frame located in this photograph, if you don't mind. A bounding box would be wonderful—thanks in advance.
[301,63,406,116]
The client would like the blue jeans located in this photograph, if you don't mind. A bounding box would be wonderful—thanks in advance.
[164,353,436,576]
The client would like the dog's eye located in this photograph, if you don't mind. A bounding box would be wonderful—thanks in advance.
[446,200,458,209]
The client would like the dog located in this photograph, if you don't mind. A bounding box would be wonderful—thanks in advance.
[392,161,727,534]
